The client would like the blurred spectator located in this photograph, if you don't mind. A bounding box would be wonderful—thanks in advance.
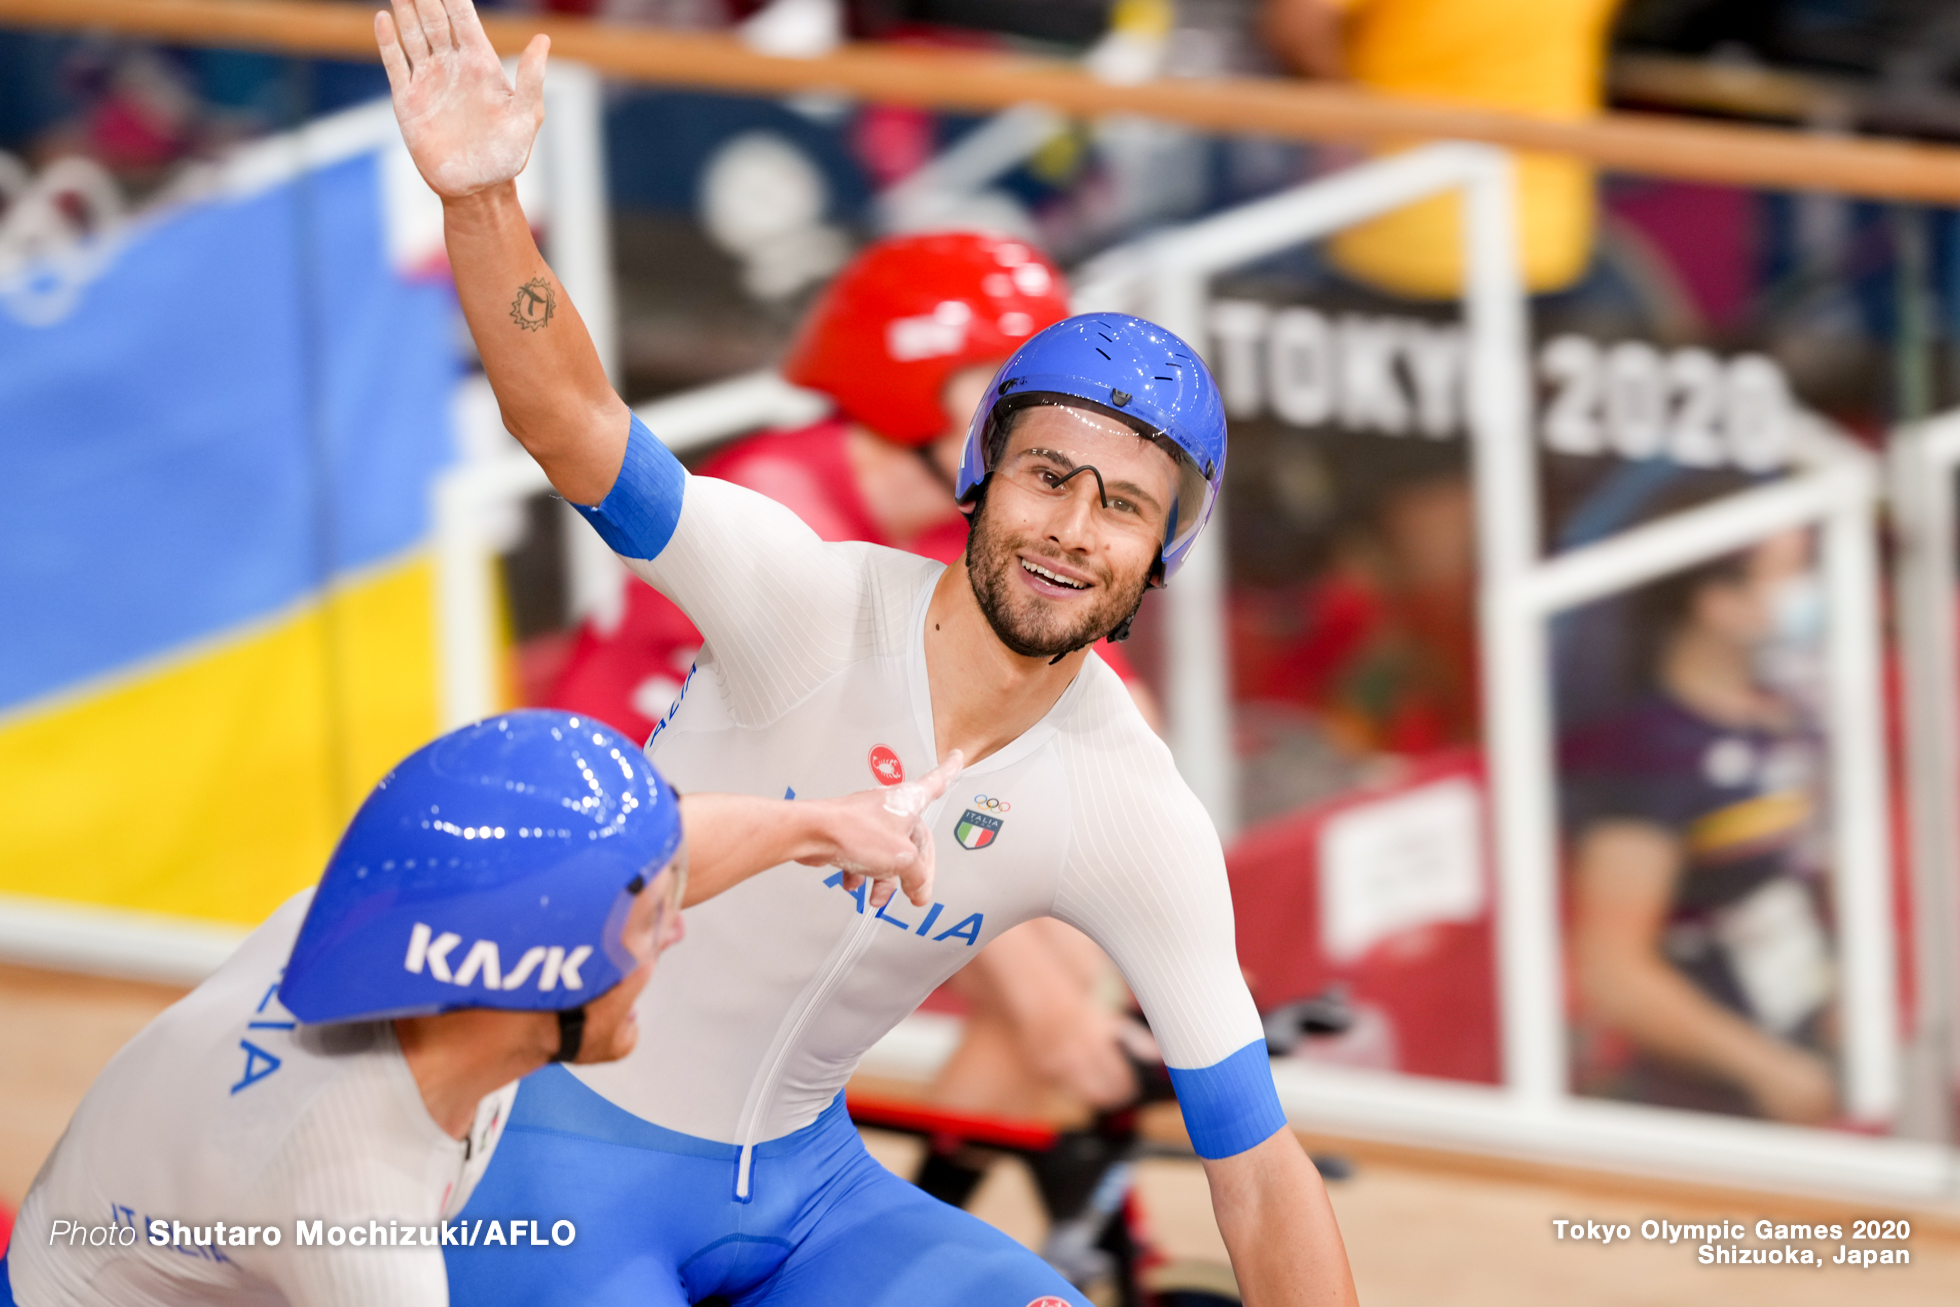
[1561,525,1837,1124]
[0,34,388,190]
[1233,466,1478,760]
[0,40,223,189]
[1310,470,1478,755]
[1260,0,1624,298]
[853,0,1116,47]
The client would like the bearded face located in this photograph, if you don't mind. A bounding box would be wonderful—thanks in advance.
[961,405,1177,660]
[966,494,1155,658]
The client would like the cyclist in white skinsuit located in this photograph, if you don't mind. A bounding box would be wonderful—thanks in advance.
[3,712,945,1307]
[11,890,518,1307]
[581,471,1265,1158]
[380,3,1356,1302]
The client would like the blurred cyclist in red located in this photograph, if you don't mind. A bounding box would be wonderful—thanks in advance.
[547,231,1159,1149]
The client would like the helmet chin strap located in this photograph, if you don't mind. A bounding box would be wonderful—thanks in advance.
[1104,593,1147,645]
[550,1006,587,1063]
[1044,588,1149,665]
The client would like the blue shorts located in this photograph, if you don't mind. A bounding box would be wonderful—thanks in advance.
[445,1066,1088,1307]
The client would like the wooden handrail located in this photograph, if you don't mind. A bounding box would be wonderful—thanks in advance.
[1609,52,1859,126]
[6,0,1960,203]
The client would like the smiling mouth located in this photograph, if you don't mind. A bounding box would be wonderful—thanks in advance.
[1021,559,1089,591]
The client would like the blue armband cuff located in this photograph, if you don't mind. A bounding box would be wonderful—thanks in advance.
[1167,1038,1288,1160]
[574,413,686,561]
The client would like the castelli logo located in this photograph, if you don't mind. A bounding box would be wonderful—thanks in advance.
[868,745,905,786]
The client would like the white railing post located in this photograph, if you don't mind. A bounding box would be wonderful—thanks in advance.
[1149,258,1239,837]
[876,103,1064,233]
[1456,150,1565,1111]
[1823,456,1901,1124]
[541,60,629,629]
[541,60,617,382]
[1888,416,1960,1142]
[434,472,498,731]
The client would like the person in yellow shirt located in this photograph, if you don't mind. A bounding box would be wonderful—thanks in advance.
[1263,0,1624,298]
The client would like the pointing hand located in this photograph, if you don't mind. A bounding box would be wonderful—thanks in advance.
[800,751,964,910]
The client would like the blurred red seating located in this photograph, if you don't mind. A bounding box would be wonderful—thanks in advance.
[1227,750,1501,1084]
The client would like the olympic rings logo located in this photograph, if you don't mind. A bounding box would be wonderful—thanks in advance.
[971,795,1010,813]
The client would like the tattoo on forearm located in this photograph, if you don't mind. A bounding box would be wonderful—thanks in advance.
[510,277,556,331]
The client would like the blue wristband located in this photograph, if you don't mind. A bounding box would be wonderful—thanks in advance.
[1167,1038,1289,1159]
[573,413,686,561]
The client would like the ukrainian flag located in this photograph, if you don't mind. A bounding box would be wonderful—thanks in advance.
[0,117,460,932]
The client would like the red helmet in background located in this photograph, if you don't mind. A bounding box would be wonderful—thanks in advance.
[782,231,1071,447]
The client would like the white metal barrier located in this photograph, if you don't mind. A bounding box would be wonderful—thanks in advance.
[1132,144,1531,838]
[1889,414,1960,1146]
[1116,142,1933,1197]
[1513,455,1898,1120]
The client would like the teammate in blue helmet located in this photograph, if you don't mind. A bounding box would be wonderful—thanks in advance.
[280,709,689,1063]
[4,711,957,1307]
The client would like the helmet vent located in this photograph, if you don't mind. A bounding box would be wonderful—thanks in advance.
[1095,347,1111,360]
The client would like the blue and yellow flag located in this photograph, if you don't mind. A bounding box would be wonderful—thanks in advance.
[0,122,460,928]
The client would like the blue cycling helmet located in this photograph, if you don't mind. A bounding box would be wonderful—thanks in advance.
[280,710,683,1028]
[955,313,1227,581]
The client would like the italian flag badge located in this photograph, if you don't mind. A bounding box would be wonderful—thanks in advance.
[954,809,1002,850]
